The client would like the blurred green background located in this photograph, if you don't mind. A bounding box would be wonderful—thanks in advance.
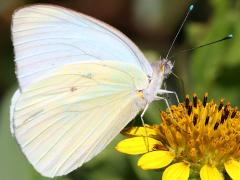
[0,0,239,179]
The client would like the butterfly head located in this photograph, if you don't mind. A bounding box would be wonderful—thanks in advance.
[160,59,173,78]
[145,59,173,103]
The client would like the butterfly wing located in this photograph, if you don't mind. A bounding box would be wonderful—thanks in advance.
[12,4,152,90]
[12,61,148,177]
[10,90,21,134]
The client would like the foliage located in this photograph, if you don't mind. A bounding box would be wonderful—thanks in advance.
[188,0,240,105]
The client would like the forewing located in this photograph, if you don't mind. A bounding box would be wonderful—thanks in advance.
[12,61,148,177]
[12,4,152,90]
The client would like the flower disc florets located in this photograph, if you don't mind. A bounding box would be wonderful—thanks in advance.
[116,93,240,180]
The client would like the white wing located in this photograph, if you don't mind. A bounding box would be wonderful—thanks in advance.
[10,89,21,134]
[12,4,152,90]
[12,61,148,177]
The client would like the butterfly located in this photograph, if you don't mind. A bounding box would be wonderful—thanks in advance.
[10,4,177,177]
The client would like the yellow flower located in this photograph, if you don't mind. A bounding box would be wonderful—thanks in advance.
[116,93,240,180]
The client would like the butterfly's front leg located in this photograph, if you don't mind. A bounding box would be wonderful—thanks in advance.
[157,89,180,104]
[154,96,174,119]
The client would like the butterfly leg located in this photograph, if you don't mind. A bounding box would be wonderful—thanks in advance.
[155,95,188,133]
[154,96,174,118]
[140,103,150,151]
[157,89,180,104]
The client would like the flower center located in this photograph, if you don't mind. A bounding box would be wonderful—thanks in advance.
[158,93,240,170]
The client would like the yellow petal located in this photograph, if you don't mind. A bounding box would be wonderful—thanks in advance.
[200,164,223,180]
[115,137,161,155]
[162,162,190,180]
[138,150,175,170]
[122,126,160,137]
[224,159,240,180]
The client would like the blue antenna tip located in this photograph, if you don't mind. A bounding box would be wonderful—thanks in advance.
[228,34,233,38]
[189,4,194,11]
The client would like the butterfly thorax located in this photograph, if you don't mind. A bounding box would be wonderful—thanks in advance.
[143,59,173,103]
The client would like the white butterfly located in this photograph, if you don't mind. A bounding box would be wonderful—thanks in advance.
[10,4,177,177]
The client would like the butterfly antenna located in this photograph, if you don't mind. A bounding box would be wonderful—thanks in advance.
[169,34,233,59]
[178,34,233,54]
[165,4,194,59]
